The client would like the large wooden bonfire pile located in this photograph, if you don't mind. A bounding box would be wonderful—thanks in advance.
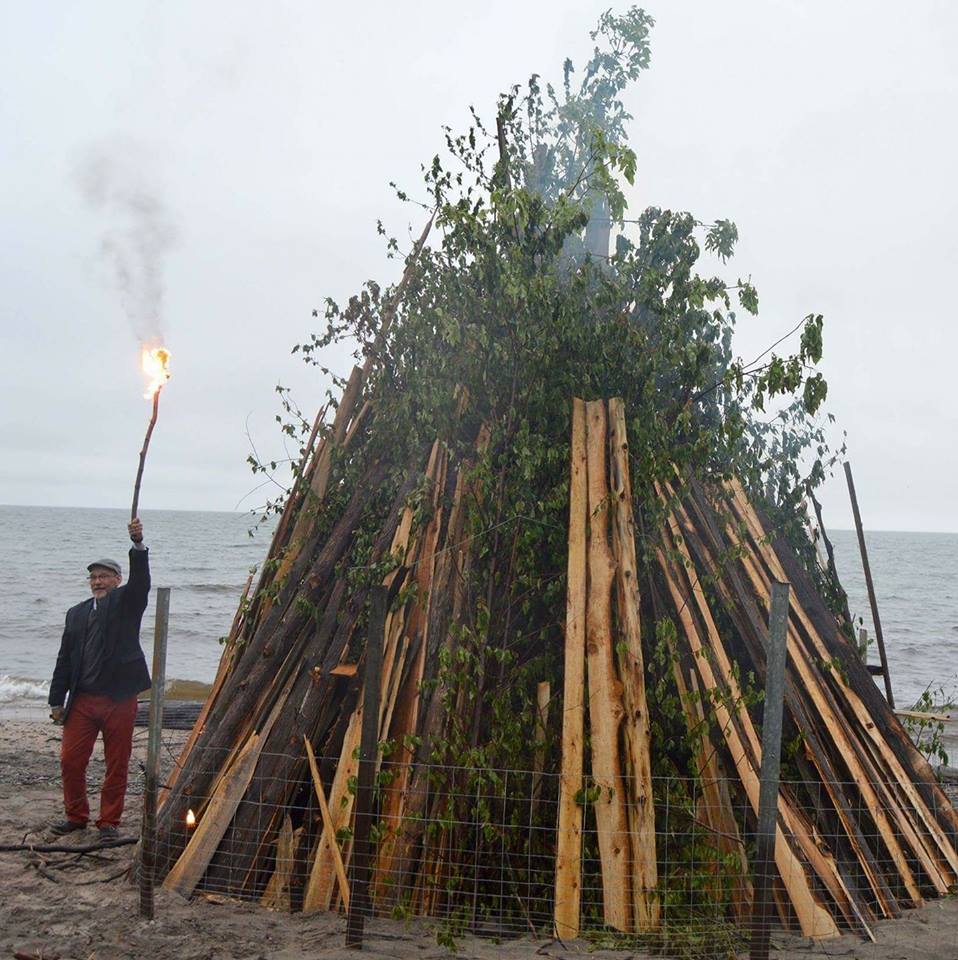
[152,372,958,941]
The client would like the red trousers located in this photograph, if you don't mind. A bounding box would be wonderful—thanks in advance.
[60,692,137,828]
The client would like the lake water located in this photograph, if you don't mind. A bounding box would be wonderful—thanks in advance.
[0,505,269,705]
[0,505,955,715]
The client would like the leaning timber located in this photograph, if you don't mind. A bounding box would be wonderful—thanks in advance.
[153,386,958,945]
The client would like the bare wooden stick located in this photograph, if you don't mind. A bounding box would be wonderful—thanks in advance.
[131,389,161,520]
[0,838,137,854]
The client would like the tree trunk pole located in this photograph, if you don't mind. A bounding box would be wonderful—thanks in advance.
[843,462,895,707]
[750,580,790,960]
[346,586,387,948]
[132,390,161,521]
[140,586,171,920]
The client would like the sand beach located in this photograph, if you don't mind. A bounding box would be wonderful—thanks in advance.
[2,709,958,960]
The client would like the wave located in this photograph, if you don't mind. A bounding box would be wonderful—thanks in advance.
[0,674,49,704]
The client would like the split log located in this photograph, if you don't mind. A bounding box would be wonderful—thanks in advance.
[607,398,658,932]
[554,398,587,940]
[386,432,485,902]
[162,673,293,899]
[674,482,900,923]
[155,456,394,878]
[260,816,302,911]
[584,400,631,932]
[371,444,449,907]
[724,481,958,891]
[655,512,840,939]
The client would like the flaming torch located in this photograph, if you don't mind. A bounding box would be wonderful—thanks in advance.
[131,346,172,520]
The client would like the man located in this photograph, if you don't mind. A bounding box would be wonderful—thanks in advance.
[48,518,152,839]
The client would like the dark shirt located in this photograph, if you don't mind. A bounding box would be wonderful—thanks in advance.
[76,601,106,693]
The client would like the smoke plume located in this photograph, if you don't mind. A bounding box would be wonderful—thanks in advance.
[76,140,178,342]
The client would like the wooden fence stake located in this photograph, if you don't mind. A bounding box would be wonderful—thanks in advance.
[750,580,790,960]
[140,586,171,920]
[346,585,387,948]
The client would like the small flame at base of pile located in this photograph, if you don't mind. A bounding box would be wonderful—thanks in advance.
[186,808,196,830]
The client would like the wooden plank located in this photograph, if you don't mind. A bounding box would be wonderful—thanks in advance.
[655,518,839,939]
[304,737,350,910]
[162,668,295,898]
[686,670,753,924]
[725,481,958,890]
[531,681,551,809]
[554,398,587,940]
[759,496,958,847]
[371,450,448,906]
[673,485,896,924]
[304,702,362,911]
[607,398,658,932]
[260,815,301,911]
[383,443,479,903]
[346,585,388,947]
[330,663,358,678]
[660,501,872,933]
[729,531,929,903]
[162,573,253,802]
[162,731,262,898]
[896,709,952,723]
[584,399,632,933]
[304,564,416,912]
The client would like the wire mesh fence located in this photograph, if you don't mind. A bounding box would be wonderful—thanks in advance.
[147,736,958,958]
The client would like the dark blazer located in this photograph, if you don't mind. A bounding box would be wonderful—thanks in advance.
[49,546,152,717]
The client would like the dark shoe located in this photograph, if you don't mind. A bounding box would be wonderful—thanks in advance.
[50,819,86,836]
[98,825,120,840]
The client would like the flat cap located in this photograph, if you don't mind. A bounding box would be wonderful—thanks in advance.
[87,558,122,576]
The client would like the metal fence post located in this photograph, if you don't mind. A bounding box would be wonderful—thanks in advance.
[139,586,170,920]
[750,580,789,960]
[844,461,895,707]
[346,585,387,948]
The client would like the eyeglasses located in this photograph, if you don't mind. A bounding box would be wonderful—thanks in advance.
[88,572,119,582]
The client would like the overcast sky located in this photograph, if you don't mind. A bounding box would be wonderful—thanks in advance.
[1,1,955,533]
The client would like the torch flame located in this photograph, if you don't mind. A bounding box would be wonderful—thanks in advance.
[186,808,196,828]
[142,346,172,399]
